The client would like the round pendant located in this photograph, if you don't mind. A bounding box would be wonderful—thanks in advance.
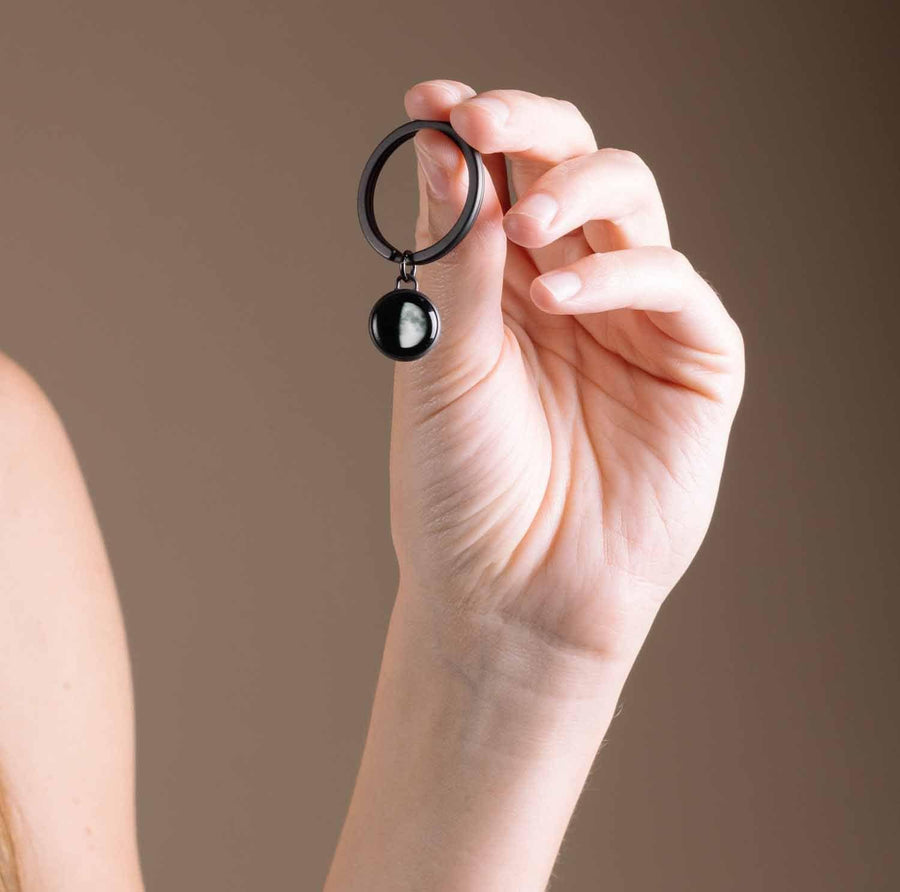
[368,289,440,361]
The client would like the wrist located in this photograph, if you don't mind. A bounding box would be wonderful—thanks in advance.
[393,581,643,733]
[326,586,639,891]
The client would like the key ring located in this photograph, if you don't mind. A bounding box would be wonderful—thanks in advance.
[357,119,485,361]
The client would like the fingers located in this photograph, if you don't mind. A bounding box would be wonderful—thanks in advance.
[396,81,508,385]
[503,149,670,251]
[450,89,597,199]
[404,79,510,210]
[407,83,668,264]
[449,89,596,160]
[406,82,598,201]
[403,78,476,117]
[531,247,743,359]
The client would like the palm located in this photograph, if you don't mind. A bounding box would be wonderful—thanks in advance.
[391,239,736,656]
[388,82,743,657]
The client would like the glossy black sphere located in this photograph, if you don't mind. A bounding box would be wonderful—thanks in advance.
[368,289,440,361]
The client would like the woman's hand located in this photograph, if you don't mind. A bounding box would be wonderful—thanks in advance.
[391,80,744,672]
[326,80,744,892]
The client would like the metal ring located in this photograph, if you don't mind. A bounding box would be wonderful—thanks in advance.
[357,119,485,265]
[398,250,416,282]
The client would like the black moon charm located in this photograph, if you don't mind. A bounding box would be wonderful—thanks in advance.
[368,288,440,361]
[357,119,484,362]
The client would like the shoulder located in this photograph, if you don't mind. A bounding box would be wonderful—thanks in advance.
[0,350,144,891]
[0,351,73,488]
[0,350,56,433]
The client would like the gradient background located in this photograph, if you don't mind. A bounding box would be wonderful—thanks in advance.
[2,1,898,889]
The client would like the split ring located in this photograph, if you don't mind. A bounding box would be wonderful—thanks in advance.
[357,120,485,266]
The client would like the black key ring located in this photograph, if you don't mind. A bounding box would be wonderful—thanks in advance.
[357,119,485,361]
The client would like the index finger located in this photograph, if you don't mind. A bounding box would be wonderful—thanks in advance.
[448,89,598,198]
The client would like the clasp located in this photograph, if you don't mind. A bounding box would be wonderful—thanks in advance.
[395,250,418,290]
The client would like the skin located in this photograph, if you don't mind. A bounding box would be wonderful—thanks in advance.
[0,78,743,890]
[0,356,143,891]
[324,80,744,890]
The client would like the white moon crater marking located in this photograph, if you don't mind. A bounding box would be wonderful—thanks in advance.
[398,301,428,348]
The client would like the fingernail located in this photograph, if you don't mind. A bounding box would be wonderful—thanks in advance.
[414,142,452,199]
[465,96,510,124]
[508,193,559,229]
[539,271,582,302]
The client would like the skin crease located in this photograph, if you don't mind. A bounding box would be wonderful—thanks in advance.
[391,81,744,663]
[0,78,743,890]
[325,79,744,891]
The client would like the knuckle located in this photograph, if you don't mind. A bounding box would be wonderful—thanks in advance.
[555,97,583,119]
[602,147,656,182]
[665,248,696,281]
[592,149,664,222]
[554,97,596,147]
[726,315,746,358]
[480,87,528,105]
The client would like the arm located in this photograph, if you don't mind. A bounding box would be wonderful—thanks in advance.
[0,355,143,891]
[326,79,744,891]
[324,588,634,891]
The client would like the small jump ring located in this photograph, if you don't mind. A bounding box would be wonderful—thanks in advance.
[357,120,485,266]
[398,251,416,282]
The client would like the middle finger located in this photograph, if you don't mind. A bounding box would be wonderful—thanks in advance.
[503,148,671,252]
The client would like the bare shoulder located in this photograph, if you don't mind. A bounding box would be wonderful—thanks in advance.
[0,352,144,891]
[0,351,81,487]
[0,350,58,439]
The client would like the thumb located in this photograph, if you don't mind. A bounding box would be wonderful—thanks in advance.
[407,128,507,385]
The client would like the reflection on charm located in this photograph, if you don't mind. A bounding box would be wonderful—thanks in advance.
[368,289,440,361]
[358,120,484,362]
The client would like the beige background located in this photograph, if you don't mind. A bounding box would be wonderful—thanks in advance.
[2,1,898,889]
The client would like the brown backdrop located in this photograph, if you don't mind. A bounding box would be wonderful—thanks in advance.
[2,1,897,889]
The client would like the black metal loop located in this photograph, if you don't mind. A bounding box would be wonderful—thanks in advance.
[357,120,485,265]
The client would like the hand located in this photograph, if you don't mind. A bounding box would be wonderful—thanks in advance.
[389,80,744,673]
[327,80,745,892]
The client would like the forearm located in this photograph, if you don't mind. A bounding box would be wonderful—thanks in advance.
[324,586,639,892]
